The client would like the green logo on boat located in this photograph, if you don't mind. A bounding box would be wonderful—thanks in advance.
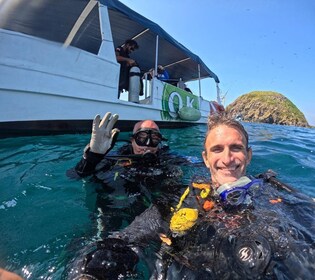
[161,84,200,121]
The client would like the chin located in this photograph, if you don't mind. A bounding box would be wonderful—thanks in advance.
[215,173,241,186]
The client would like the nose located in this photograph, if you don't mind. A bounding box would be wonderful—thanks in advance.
[221,148,233,165]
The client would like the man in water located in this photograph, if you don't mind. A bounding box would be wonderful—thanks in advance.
[68,115,315,279]
[65,112,185,279]
[155,115,315,279]
[71,112,183,234]
[75,112,167,175]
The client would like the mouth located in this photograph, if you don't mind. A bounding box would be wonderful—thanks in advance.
[218,165,239,171]
[217,165,241,176]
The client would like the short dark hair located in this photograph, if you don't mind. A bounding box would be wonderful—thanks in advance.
[124,39,139,49]
[204,114,249,150]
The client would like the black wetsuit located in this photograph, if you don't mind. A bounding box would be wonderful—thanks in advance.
[72,144,183,234]
[66,161,315,280]
[67,172,315,280]
[152,174,315,279]
[64,144,185,279]
[115,46,131,92]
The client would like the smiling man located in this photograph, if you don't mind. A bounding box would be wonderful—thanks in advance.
[202,116,252,187]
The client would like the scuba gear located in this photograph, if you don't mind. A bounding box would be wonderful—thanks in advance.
[159,170,315,279]
[79,238,138,280]
[216,176,262,206]
[104,151,159,167]
[132,128,166,147]
[89,113,120,155]
[170,208,199,233]
[169,177,213,235]
[232,234,272,277]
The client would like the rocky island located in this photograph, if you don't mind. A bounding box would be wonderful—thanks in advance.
[226,91,309,127]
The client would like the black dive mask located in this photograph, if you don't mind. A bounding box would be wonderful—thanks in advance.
[132,128,164,147]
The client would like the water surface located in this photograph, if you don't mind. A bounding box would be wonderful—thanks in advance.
[0,123,314,278]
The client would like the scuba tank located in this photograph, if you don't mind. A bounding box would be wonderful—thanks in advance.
[128,66,141,103]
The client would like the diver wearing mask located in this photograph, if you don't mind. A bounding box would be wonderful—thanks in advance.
[65,113,184,279]
[74,112,167,176]
[70,112,183,227]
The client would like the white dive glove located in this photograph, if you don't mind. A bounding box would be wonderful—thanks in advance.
[89,112,120,154]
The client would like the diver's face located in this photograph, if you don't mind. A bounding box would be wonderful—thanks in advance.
[202,125,252,188]
[131,121,161,155]
[131,137,159,155]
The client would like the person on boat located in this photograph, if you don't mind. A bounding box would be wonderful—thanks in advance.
[145,65,170,82]
[156,65,170,81]
[115,39,139,96]
[68,114,315,279]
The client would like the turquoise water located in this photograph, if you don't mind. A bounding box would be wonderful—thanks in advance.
[0,123,314,279]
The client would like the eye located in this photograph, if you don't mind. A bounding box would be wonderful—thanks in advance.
[135,132,147,141]
[151,133,162,140]
[137,132,147,137]
[230,145,245,152]
[210,146,223,153]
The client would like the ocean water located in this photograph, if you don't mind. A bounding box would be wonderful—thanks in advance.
[0,122,314,279]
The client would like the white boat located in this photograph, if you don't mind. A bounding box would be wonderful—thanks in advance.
[0,0,221,138]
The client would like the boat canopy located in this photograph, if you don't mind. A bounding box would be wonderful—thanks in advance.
[0,0,219,83]
[104,0,219,83]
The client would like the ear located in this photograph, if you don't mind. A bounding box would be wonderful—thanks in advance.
[202,151,210,168]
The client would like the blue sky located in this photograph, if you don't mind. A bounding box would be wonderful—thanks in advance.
[120,0,315,125]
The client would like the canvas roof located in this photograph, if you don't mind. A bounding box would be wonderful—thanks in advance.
[0,0,219,83]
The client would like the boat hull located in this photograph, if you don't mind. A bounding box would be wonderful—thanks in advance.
[0,84,207,138]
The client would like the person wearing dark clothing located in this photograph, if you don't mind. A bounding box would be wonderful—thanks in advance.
[65,113,188,279]
[115,39,139,96]
[150,173,315,279]
[68,115,315,280]
[71,112,183,231]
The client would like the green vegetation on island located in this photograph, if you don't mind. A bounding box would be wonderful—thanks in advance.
[226,91,309,127]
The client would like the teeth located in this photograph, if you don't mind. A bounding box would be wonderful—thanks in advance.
[219,167,237,171]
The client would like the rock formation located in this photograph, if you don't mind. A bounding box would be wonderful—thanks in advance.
[225,91,309,127]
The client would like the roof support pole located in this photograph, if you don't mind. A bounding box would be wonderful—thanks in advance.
[154,35,159,76]
[216,83,222,105]
[151,35,159,103]
[198,64,202,97]
[63,0,97,47]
